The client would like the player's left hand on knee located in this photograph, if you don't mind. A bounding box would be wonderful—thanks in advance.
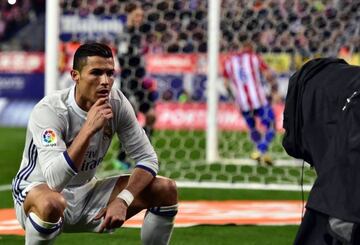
[96,198,128,233]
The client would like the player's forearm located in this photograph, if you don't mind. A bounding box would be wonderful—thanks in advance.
[124,167,155,198]
[41,152,78,192]
[66,125,94,170]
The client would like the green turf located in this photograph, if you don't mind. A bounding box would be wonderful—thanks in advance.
[0,127,26,185]
[0,225,299,245]
[0,190,13,208]
[179,187,309,201]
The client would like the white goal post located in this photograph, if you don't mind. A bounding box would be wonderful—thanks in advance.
[206,0,220,163]
[45,0,60,96]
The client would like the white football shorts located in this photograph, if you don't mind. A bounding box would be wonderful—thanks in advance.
[14,175,122,233]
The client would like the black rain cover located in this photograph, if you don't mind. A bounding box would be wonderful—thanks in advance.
[283,58,360,222]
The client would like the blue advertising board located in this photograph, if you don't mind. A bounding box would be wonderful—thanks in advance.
[0,73,44,100]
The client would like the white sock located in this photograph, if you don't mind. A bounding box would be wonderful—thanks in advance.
[25,212,63,245]
[141,204,178,245]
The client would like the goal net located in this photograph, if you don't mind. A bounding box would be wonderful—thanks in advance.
[57,0,359,190]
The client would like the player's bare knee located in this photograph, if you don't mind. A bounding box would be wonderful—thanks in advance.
[38,194,67,221]
[57,194,67,210]
[163,178,178,203]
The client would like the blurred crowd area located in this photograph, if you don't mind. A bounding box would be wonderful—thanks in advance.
[0,0,45,51]
[0,0,359,57]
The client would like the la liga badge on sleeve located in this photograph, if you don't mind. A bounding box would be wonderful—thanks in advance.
[42,129,57,146]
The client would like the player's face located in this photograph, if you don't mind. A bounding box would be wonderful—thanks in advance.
[73,56,115,111]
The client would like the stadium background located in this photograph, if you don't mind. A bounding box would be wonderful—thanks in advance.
[0,0,359,244]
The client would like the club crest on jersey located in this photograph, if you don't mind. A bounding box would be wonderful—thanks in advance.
[42,129,57,146]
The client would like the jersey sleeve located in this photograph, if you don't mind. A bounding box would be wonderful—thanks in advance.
[29,103,77,192]
[115,92,159,176]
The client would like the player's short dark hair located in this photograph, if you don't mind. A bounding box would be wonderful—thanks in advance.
[73,43,113,71]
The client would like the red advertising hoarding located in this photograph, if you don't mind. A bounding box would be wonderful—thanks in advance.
[145,53,231,74]
[137,102,284,132]
[0,52,44,73]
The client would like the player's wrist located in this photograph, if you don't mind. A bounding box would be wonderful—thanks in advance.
[81,123,97,137]
[117,189,134,207]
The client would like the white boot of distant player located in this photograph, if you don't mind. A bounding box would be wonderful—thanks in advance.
[25,212,63,245]
[141,204,178,245]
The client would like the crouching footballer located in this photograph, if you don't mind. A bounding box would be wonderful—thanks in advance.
[12,42,178,245]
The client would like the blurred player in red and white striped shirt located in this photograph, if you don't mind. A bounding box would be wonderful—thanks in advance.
[223,42,280,165]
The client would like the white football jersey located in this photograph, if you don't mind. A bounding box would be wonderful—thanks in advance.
[12,85,158,205]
